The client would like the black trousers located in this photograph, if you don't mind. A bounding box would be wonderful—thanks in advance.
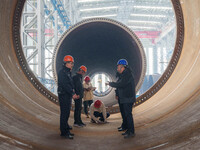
[121,103,135,133]
[119,101,128,129]
[59,94,72,135]
[74,98,83,124]
[83,100,93,115]
[93,111,110,122]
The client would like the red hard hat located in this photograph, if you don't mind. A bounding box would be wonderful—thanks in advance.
[63,55,74,63]
[79,65,87,72]
[84,76,90,82]
[94,100,101,108]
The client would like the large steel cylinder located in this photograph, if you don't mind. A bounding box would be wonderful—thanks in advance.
[53,18,146,106]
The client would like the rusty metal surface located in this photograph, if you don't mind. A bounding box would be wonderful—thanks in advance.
[0,0,200,149]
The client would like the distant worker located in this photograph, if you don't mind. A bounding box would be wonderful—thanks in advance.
[57,55,79,140]
[83,76,96,118]
[106,59,136,139]
[73,65,87,127]
[90,100,110,123]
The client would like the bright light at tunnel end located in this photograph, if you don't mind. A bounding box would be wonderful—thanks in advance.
[90,72,112,97]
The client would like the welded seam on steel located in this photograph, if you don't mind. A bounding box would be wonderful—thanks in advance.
[12,0,184,113]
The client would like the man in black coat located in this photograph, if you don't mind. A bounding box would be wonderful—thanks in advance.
[57,55,79,140]
[115,72,128,132]
[107,59,136,139]
[73,65,87,127]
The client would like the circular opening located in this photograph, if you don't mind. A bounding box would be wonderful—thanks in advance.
[20,0,177,98]
[53,19,146,106]
[14,0,184,110]
[91,72,112,97]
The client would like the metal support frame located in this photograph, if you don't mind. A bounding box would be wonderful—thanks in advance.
[117,0,134,24]
[38,0,45,78]
[20,0,177,95]
[21,0,71,94]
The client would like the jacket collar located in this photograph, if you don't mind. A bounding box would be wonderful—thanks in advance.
[63,66,71,73]
[76,73,83,79]
[121,67,128,75]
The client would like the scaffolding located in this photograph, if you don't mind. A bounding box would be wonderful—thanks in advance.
[21,0,176,94]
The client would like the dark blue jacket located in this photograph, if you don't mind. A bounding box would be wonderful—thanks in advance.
[72,73,84,99]
[57,66,75,97]
[109,68,136,104]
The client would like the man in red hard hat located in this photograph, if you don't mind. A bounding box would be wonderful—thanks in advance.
[83,76,96,118]
[90,100,110,123]
[57,55,79,139]
[73,65,87,127]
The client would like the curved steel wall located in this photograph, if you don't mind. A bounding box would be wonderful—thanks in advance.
[0,0,200,149]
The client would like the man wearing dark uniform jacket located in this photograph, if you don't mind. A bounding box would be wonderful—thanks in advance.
[107,59,136,139]
[73,65,87,127]
[57,55,79,140]
[115,72,128,132]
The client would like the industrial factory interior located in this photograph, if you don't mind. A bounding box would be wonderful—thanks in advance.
[0,0,200,149]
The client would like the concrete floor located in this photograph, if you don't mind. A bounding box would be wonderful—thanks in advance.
[0,0,200,149]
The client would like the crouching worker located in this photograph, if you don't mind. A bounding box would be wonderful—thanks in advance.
[90,100,110,124]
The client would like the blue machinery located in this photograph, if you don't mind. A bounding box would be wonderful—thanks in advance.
[44,0,71,33]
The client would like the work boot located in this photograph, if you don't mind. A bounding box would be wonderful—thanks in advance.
[64,134,74,139]
[118,128,127,132]
[68,131,74,136]
[67,125,72,130]
[80,122,86,127]
[122,130,129,135]
[118,126,122,129]
[124,132,135,139]
[73,123,83,128]
[60,134,74,139]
